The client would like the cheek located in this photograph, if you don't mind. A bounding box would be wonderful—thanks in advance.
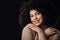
[37,15,43,22]
[37,15,42,19]
[37,15,41,19]
[40,19,43,22]
[30,17,34,22]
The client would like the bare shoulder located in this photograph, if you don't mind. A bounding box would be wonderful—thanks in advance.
[22,23,33,33]
[21,23,35,40]
[23,23,33,28]
[49,27,60,32]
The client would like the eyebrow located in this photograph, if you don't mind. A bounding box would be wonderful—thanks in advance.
[35,10,41,14]
[30,10,41,15]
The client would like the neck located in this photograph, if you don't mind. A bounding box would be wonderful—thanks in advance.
[38,23,47,30]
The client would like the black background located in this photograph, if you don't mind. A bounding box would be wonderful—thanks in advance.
[16,0,60,40]
[0,0,60,40]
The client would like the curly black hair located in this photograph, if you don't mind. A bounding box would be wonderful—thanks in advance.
[19,0,57,29]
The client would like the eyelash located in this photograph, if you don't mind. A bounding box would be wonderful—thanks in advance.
[30,15,33,17]
[30,12,40,17]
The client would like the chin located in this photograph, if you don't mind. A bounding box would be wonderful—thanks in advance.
[34,23,41,26]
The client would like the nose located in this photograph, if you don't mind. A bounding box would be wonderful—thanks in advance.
[34,16,38,20]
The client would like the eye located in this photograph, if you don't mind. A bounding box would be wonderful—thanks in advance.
[35,12,40,15]
[30,14,33,17]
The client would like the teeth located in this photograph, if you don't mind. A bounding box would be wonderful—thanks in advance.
[35,21,39,23]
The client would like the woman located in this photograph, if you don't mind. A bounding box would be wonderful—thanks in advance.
[21,8,60,40]
[20,0,60,40]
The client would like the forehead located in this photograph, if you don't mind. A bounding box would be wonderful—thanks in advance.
[30,9,39,14]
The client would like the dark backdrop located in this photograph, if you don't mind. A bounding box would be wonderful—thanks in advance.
[16,0,60,40]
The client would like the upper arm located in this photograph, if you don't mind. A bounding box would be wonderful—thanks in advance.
[21,27,33,40]
[49,29,60,40]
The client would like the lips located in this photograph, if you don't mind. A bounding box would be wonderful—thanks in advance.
[33,20,39,24]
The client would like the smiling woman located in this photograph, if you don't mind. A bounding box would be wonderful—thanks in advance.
[19,0,60,40]
[30,9,44,26]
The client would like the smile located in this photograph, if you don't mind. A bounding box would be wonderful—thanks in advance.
[33,20,39,23]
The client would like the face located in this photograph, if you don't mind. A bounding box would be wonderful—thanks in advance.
[30,9,44,26]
